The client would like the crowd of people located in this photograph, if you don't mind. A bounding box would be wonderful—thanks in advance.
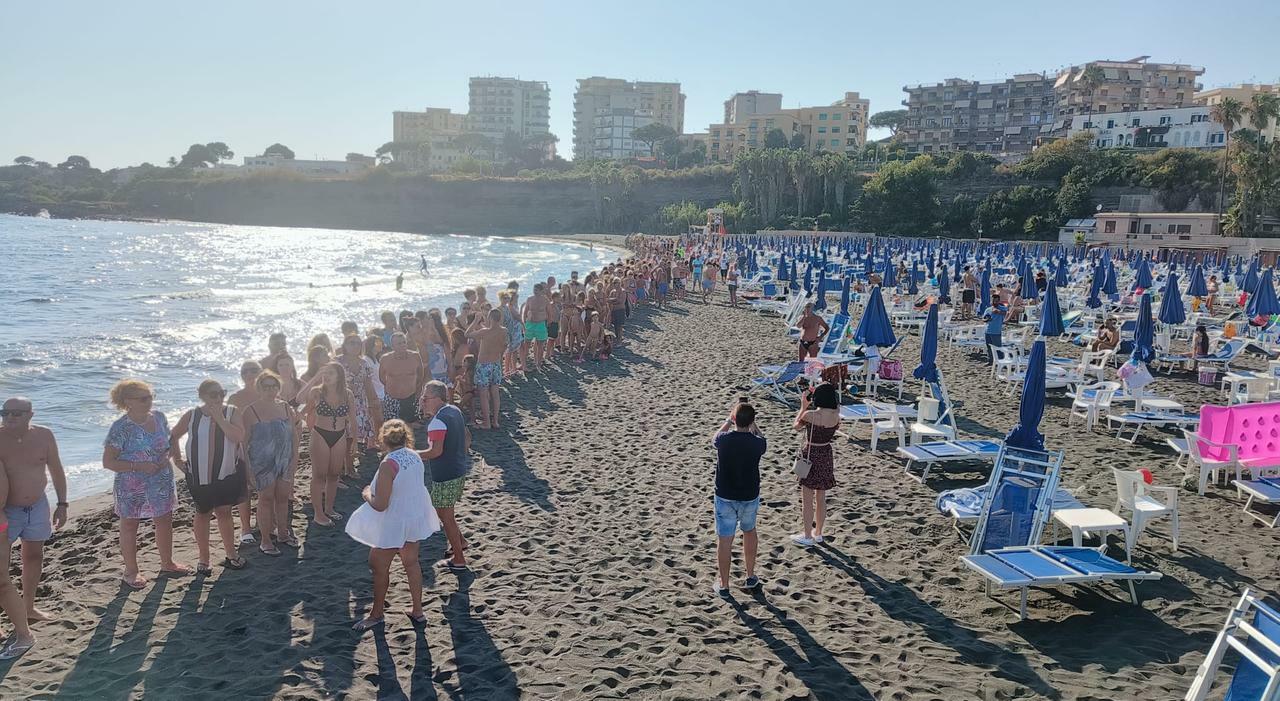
[0,235,753,659]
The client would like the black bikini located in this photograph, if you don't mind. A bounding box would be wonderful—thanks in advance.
[313,394,349,448]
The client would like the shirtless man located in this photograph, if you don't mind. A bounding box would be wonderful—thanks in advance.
[961,266,977,320]
[0,398,66,626]
[796,303,830,360]
[379,332,424,426]
[259,332,288,370]
[524,283,552,372]
[0,455,35,659]
[653,262,670,308]
[466,309,508,429]
[702,261,719,304]
[226,361,261,545]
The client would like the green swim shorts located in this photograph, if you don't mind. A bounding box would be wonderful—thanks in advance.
[429,476,467,508]
[524,321,549,341]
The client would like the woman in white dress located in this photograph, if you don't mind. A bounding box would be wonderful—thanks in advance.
[346,420,440,631]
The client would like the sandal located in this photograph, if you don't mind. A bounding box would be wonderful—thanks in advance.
[438,559,468,573]
[326,511,344,522]
[223,556,248,570]
[283,534,300,548]
[0,637,35,661]
[239,533,257,546]
[260,545,281,557]
[121,572,148,590]
[406,612,427,627]
[195,562,214,576]
[352,616,384,632]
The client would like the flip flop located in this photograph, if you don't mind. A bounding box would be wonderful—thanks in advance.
[239,533,257,545]
[326,512,344,522]
[160,565,193,576]
[195,562,214,576]
[260,545,281,557]
[283,534,301,548]
[352,617,384,632]
[406,612,427,627]
[438,559,468,573]
[121,573,148,590]
[0,637,35,661]
[223,556,248,570]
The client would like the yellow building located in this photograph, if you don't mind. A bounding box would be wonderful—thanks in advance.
[1195,84,1280,143]
[390,108,470,172]
[393,108,466,143]
[701,92,870,163]
[1049,57,1204,136]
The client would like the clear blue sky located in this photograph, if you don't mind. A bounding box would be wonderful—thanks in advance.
[2,1,1277,169]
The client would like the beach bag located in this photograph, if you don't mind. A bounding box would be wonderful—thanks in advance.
[1120,361,1154,392]
[878,359,903,381]
[1198,365,1218,386]
[793,425,812,480]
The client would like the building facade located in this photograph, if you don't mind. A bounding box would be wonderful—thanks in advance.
[467,76,551,143]
[724,91,783,124]
[901,74,1053,155]
[1195,83,1280,143]
[590,110,654,160]
[1067,106,1224,149]
[390,108,470,171]
[1048,58,1204,137]
[704,113,801,162]
[572,77,685,160]
[699,92,870,163]
[241,155,369,177]
[393,107,466,143]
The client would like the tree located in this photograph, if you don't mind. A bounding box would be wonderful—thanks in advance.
[263,143,295,159]
[1136,149,1218,212]
[869,110,909,137]
[57,155,91,170]
[788,133,807,150]
[1078,65,1106,132]
[631,123,677,158]
[1210,97,1244,225]
[177,142,234,168]
[852,156,940,235]
[764,128,789,149]
[206,142,234,163]
[454,132,494,158]
[13,156,34,166]
[166,156,178,167]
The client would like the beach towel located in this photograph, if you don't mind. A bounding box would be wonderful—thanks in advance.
[936,485,1085,520]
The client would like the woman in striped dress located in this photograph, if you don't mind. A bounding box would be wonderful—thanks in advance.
[170,379,249,573]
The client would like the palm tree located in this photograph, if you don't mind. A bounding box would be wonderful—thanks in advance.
[1210,97,1244,229]
[1236,94,1280,234]
[1077,65,1106,134]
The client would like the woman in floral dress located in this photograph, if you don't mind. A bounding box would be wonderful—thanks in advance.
[791,383,840,548]
[338,333,382,470]
[102,379,191,589]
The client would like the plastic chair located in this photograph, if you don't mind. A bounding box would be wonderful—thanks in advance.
[1113,468,1180,552]
[1069,381,1120,431]
[1183,428,1242,495]
[867,401,906,452]
[910,396,956,444]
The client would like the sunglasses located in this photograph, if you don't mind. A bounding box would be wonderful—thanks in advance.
[0,409,31,417]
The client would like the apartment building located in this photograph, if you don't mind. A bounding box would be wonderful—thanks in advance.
[724,91,783,124]
[704,113,801,162]
[1196,83,1280,143]
[900,74,1053,155]
[393,108,466,143]
[1048,57,1204,137]
[1067,106,1225,149]
[699,92,870,162]
[467,76,551,143]
[573,77,685,160]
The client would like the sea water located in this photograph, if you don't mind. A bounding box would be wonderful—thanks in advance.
[0,214,615,500]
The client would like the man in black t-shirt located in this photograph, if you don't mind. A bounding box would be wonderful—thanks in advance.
[711,402,767,597]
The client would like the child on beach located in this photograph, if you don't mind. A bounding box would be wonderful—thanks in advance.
[453,355,477,421]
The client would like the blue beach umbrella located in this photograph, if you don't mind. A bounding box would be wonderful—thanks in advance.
[813,270,828,311]
[907,262,920,296]
[1054,258,1069,288]
[978,264,992,316]
[882,258,898,288]
[1103,261,1119,296]
[938,269,952,304]
[1242,260,1260,294]
[1158,272,1186,325]
[1131,293,1155,364]
[1005,340,1046,452]
[789,259,800,292]
[854,286,897,348]
[913,303,940,384]
[1039,282,1065,336]
[1021,264,1039,303]
[803,263,814,294]
[1086,264,1104,309]
[1186,264,1208,297]
[777,253,789,281]
[1247,268,1280,318]
[839,275,852,317]
[1133,256,1153,291]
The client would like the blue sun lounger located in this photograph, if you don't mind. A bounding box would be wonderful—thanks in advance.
[1186,589,1280,701]
[751,361,809,403]
[1232,477,1280,528]
[961,546,1162,621]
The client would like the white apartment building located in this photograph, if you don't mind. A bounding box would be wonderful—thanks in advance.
[1067,106,1225,149]
[724,91,783,124]
[573,77,685,160]
[468,77,551,143]
[241,155,369,176]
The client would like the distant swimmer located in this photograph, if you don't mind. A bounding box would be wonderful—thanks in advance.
[351,278,359,293]
[420,256,428,274]
[395,272,404,292]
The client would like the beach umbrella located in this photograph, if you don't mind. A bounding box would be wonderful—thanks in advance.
[1158,271,1186,326]
[1103,261,1119,296]
[1021,264,1039,303]
[1133,256,1153,291]
[1247,268,1280,318]
[1005,339,1046,452]
[882,258,898,288]
[777,253,789,281]
[813,270,828,311]
[789,259,800,292]
[1054,258,1069,287]
[803,263,814,294]
[938,269,952,304]
[912,304,940,385]
[1039,281,1065,336]
[978,264,992,316]
[1086,264,1104,309]
[1186,264,1208,297]
[907,261,920,296]
[854,286,897,348]
[839,275,852,317]
[1243,259,1260,294]
[1131,293,1155,364]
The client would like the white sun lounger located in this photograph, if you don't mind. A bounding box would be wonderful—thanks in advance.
[1232,478,1280,528]
[1185,588,1280,701]
[960,546,1162,621]
[1106,411,1202,444]
[897,439,1003,483]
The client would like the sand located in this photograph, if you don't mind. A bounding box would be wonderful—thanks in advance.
[2,291,1277,700]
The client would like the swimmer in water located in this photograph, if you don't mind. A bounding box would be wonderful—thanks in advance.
[351,278,359,293]
[395,272,404,292]
[420,255,428,273]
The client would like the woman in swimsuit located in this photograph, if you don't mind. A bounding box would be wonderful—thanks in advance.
[303,362,356,527]
[299,344,331,386]
[241,370,299,556]
[267,354,303,410]
[448,328,469,382]
[425,309,452,383]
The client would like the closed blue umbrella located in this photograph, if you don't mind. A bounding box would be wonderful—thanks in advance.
[1054,258,1069,287]
[1021,264,1039,303]
[913,303,941,385]
[777,253,789,281]
[978,264,992,316]
[789,258,800,292]
[1103,261,1119,296]
[803,263,814,294]
[839,275,852,317]
[1186,264,1208,297]
[1247,268,1280,318]
[882,258,898,288]
[938,268,952,304]
[1133,256,1153,291]
[1131,293,1155,364]
[908,261,920,296]
[1039,281,1065,336]
[1005,339,1046,452]
[1086,263,1104,309]
[813,270,828,311]
[1242,259,1260,294]
[854,286,897,348]
[1158,271,1186,325]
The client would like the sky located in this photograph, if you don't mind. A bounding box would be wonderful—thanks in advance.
[3,1,1278,170]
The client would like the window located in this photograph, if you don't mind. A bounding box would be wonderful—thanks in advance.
[1132,118,1140,127]
[1167,224,1177,234]
[1159,116,1171,125]
[832,113,842,120]
[1129,221,1139,233]
[831,139,839,147]
[1104,220,1116,233]
[1107,120,1115,128]
[832,126,841,133]
[1177,224,1192,234]
[817,127,826,133]
[819,113,828,120]
[1143,224,1152,234]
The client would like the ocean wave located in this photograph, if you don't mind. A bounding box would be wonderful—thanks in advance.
[20,297,56,304]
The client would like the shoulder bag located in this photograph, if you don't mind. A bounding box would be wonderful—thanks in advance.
[793,423,813,480]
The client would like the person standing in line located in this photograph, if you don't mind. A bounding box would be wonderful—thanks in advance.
[691,254,704,294]
[961,266,977,320]
[241,371,298,556]
[416,382,471,573]
[726,264,740,308]
[985,301,1008,366]
[791,384,840,548]
[702,260,718,304]
[467,309,507,430]
[338,333,382,471]
[0,397,67,623]
[0,458,36,660]
[795,303,830,360]
[347,420,441,632]
[227,361,262,546]
[169,381,248,573]
[303,363,356,528]
[102,380,190,589]
[379,332,423,427]
[259,332,289,370]
[711,399,766,596]
[523,283,551,373]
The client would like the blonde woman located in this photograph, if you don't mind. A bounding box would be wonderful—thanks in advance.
[102,379,189,589]
[304,363,356,527]
[241,371,298,556]
[338,334,382,464]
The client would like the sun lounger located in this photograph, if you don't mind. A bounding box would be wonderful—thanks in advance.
[751,361,808,403]
[839,402,917,423]
[1106,411,1202,444]
[960,546,1162,621]
[1185,589,1280,701]
[1232,478,1280,528]
[898,439,1002,483]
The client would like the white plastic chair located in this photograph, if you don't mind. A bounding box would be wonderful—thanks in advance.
[910,396,957,444]
[993,347,1027,395]
[1113,468,1179,552]
[1079,350,1113,382]
[1232,377,1272,406]
[867,401,906,452]
[1068,381,1120,431]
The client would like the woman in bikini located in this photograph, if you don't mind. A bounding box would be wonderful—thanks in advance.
[299,344,331,387]
[303,362,356,527]
[267,354,303,411]
[448,328,469,383]
[453,355,478,422]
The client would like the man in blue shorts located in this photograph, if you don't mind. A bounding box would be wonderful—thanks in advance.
[711,400,766,596]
